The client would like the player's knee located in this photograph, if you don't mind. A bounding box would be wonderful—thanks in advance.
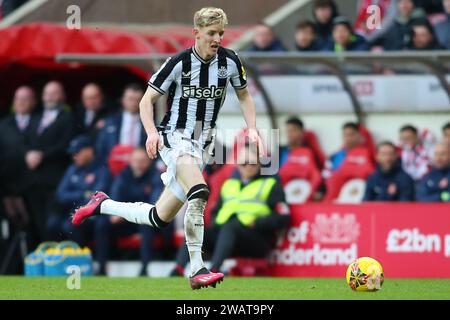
[149,207,169,229]
[186,183,210,202]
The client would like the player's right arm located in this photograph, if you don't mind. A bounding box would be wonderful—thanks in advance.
[139,86,162,160]
[141,56,180,159]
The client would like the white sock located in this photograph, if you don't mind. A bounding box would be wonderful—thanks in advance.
[184,198,206,276]
[100,199,153,226]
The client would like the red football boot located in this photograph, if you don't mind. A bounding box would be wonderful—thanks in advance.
[72,191,109,225]
[189,267,224,290]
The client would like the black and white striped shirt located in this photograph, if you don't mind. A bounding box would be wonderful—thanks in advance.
[148,46,247,147]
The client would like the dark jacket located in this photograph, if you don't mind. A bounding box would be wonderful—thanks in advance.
[363,164,415,201]
[110,165,163,204]
[72,101,115,140]
[0,114,34,194]
[56,160,111,211]
[95,112,146,164]
[27,108,74,189]
[211,170,290,234]
[416,166,450,202]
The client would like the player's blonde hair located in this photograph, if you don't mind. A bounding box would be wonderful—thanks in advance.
[194,7,228,29]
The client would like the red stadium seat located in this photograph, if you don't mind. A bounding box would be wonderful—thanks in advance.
[323,147,375,203]
[336,178,367,203]
[115,233,170,250]
[279,147,322,203]
[107,144,134,177]
[227,258,269,277]
[116,234,141,249]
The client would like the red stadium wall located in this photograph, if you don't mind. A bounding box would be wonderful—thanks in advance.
[269,203,450,278]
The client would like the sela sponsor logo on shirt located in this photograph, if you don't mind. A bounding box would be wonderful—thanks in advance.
[182,85,225,99]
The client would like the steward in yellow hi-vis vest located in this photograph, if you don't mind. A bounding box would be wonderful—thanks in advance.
[215,175,277,226]
[170,146,291,275]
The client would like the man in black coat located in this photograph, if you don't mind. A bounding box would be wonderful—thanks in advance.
[0,86,37,196]
[72,83,115,140]
[0,86,37,237]
[24,81,74,245]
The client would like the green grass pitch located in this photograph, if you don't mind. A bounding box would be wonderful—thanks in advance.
[0,277,449,300]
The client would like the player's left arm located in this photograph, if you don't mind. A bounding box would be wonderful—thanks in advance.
[235,87,265,156]
[235,87,256,129]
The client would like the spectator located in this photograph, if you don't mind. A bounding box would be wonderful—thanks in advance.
[407,19,444,50]
[0,86,36,237]
[382,0,426,50]
[96,148,166,276]
[0,86,36,196]
[435,0,450,49]
[24,81,73,245]
[326,122,362,173]
[295,21,321,51]
[95,83,146,164]
[247,22,286,52]
[323,16,370,52]
[442,122,450,147]
[48,135,111,241]
[279,117,325,169]
[416,143,450,202]
[363,141,414,201]
[312,0,339,48]
[170,146,290,275]
[399,124,431,181]
[73,83,114,139]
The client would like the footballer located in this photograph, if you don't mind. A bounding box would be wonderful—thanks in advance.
[72,7,263,289]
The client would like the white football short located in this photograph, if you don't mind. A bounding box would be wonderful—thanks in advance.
[158,130,211,202]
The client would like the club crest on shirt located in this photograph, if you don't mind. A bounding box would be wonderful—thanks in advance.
[217,66,228,78]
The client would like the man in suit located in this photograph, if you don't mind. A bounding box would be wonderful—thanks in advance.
[24,81,74,245]
[0,86,37,196]
[0,86,37,240]
[95,83,146,164]
[73,83,114,139]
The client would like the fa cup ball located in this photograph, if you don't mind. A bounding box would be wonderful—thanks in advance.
[346,257,384,291]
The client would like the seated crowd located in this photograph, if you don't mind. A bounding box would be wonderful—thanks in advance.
[248,0,450,52]
[0,80,449,276]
